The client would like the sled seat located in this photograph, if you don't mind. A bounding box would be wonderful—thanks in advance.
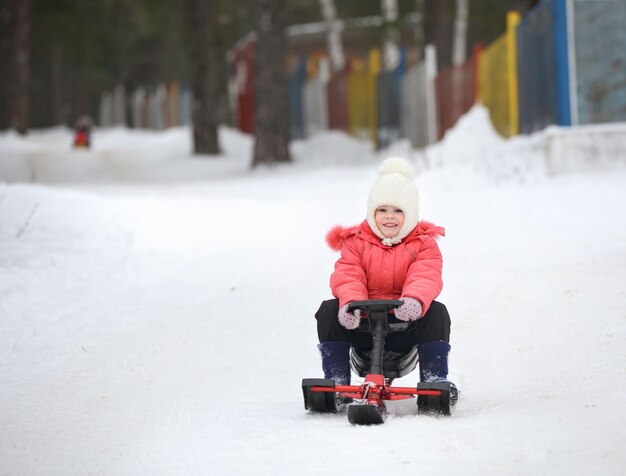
[350,346,418,379]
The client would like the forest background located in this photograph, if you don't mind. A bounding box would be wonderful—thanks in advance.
[0,0,539,132]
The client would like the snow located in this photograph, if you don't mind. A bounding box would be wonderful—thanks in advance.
[2,105,626,475]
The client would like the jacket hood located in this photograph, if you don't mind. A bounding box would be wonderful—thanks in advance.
[326,220,445,251]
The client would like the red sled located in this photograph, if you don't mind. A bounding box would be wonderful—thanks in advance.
[302,300,456,425]
[73,130,90,148]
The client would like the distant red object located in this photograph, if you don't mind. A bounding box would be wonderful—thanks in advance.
[73,115,93,149]
[229,37,255,133]
[73,130,90,148]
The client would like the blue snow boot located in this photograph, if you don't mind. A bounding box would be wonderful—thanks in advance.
[318,341,351,385]
[318,341,353,408]
[418,340,459,405]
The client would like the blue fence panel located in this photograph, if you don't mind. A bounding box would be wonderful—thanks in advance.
[517,0,571,134]
[571,0,626,125]
[552,0,571,125]
[288,57,308,139]
[377,49,406,148]
[517,1,558,133]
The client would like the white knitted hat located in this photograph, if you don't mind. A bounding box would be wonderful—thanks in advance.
[366,157,419,245]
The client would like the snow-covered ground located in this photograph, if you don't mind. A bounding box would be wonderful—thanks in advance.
[1,106,626,475]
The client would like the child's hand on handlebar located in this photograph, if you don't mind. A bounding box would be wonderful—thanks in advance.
[395,297,423,321]
[338,304,363,330]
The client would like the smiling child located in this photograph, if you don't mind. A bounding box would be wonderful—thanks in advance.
[314,157,457,403]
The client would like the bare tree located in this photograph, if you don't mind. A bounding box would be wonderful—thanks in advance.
[319,0,344,73]
[452,0,469,66]
[184,0,220,155]
[381,0,400,71]
[0,0,33,134]
[251,0,291,167]
[414,0,425,62]
[423,0,454,71]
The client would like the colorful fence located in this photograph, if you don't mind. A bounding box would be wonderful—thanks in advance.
[101,1,626,145]
[99,82,192,129]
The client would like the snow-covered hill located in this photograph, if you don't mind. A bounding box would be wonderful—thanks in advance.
[2,107,626,475]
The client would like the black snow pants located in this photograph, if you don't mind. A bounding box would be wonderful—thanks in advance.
[315,298,451,352]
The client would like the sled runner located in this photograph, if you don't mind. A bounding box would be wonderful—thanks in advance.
[302,300,455,425]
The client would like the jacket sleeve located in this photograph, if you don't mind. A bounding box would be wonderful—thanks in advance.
[401,236,443,315]
[329,237,369,308]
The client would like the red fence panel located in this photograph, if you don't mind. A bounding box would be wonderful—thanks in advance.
[230,37,256,133]
[327,73,349,132]
[435,47,480,140]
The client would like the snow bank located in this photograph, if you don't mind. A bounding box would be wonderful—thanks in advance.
[545,121,626,174]
[3,106,626,186]
[0,126,251,184]
[2,107,626,475]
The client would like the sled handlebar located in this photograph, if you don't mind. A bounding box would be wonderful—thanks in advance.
[348,299,404,315]
[348,300,411,331]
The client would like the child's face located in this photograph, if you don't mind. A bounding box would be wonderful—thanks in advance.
[374,205,405,238]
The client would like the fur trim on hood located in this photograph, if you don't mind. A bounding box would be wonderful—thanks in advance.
[326,220,445,251]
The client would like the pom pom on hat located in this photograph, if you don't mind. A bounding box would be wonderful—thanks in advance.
[367,157,419,245]
[378,156,416,180]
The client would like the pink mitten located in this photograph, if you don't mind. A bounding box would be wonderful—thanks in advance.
[338,304,362,330]
[395,297,423,321]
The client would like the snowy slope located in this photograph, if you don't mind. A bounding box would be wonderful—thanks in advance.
[1,107,626,475]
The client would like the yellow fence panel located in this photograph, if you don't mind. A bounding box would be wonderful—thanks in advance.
[478,11,520,137]
[369,49,380,146]
[506,12,520,135]
[347,60,371,140]
[347,49,380,143]
[479,34,510,136]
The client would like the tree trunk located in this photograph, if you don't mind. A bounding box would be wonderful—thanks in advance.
[50,40,66,126]
[0,0,33,134]
[252,0,291,167]
[452,0,469,66]
[413,0,425,62]
[319,0,344,73]
[381,0,400,71]
[423,0,454,71]
[184,0,220,155]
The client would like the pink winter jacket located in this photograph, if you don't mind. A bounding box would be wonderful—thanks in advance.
[326,220,445,316]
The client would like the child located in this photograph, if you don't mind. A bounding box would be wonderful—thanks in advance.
[73,115,93,149]
[315,157,457,399]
